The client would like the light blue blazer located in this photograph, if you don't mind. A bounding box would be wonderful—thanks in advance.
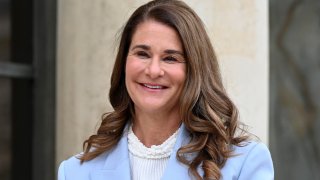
[58,124,274,180]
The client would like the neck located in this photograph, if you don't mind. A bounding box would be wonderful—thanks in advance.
[132,108,181,147]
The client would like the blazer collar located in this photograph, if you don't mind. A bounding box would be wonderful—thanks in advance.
[91,123,198,180]
[90,126,131,180]
[161,123,192,180]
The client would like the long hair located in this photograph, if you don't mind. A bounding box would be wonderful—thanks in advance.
[80,0,248,179]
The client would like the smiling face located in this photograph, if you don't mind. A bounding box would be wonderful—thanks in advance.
[125,20,186,115]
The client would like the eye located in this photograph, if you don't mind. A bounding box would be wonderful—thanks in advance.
[136,51,150,59]
[163,55,178,64]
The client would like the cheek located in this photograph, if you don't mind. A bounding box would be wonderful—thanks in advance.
[176,67,187,87]
[125,57,135,80]
[125,57,141,76]
[125,57,142,91]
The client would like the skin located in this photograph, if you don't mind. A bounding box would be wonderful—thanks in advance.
[125,20,186,147]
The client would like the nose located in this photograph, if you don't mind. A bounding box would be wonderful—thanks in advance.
[145,57,164,79]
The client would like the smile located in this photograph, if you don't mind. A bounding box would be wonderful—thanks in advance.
[141,83,167,89]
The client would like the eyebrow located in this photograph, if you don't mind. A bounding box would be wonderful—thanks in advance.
[130,44,150,51]
[130,44,184,56]
[164,49,184,56]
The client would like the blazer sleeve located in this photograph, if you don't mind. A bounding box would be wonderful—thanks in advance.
[238,143,274,180]
[58,161,66,180]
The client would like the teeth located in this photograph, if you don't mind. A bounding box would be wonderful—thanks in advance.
[143,84,163,89]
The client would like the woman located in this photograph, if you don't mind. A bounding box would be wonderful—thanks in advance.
[58,0,274,179]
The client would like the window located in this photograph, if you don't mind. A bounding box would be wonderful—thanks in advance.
[0,0,56,179]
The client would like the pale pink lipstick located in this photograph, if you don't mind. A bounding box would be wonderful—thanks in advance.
[139,83,168,90]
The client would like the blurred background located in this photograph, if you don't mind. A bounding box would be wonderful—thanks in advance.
[270,0,320,179]
[0,0,319,180]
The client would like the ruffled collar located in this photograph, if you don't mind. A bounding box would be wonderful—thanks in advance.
[128,125,179,159]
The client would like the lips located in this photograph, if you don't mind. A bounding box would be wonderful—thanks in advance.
[140,83,168,90]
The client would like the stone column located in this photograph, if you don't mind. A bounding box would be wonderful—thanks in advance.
[56,0,269,167]
[187,0,269,145]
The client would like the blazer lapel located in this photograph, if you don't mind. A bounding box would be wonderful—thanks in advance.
[161,124,192,180]
[91,130,131,180]
[162,124,204,180]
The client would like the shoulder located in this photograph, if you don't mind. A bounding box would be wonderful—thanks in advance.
[58,152,108,180]
[221,141,274,180]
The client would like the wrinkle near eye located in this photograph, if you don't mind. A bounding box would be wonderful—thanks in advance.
[162,54,185,64]
[163,55,177,62]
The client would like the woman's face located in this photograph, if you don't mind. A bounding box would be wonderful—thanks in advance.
[125,20,186,114]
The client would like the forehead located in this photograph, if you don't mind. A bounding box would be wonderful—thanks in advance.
[130,20,183,51]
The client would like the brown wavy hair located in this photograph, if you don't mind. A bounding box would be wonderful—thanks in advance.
[80,0,248,179]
